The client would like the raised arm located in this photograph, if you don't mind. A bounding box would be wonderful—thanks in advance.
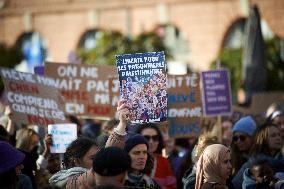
[105,100,129,148]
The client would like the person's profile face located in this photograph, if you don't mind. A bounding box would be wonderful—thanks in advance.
[220,151,232,180]
[267,126,282,153]
[273,115,284,139]
[251,164,274,185]
[80,145,99,169]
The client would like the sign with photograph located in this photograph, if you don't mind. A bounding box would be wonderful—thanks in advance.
[116,52,167,123]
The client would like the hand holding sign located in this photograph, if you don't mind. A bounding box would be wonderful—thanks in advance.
[42,134,53,158]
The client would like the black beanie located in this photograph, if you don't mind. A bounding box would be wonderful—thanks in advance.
[93,146,131,176]
[124,134,148,153]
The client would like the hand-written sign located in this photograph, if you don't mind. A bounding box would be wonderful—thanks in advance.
[167,74,202,138]
[108,77,120,117]
[201,69,232,116]
[48,123,77,153]
[0,68,66,126]
[44,62,116,118]
[116,52,167,123]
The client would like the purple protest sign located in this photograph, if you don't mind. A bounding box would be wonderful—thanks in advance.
[34,66,44,75]
[201,69,232,116]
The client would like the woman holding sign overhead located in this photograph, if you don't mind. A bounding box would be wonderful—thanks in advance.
[111,99,176,189]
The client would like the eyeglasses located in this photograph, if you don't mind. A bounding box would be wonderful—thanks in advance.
[143,135,159,142]
[232,135,247,142]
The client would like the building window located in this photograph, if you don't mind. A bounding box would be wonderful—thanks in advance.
[78,29,102,50]
[15,32,47,73]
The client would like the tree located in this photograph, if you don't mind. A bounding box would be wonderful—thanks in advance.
[76,30,171,66]
[212,37,284,103]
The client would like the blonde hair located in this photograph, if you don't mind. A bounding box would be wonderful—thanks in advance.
[16,128,37,152]
[193,133,218,162]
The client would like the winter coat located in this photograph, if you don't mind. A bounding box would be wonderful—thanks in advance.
[232,153,284,189]
[182,165,196,189]
[242,168,284,189]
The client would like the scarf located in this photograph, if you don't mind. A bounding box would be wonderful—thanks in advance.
[195,144,230,189]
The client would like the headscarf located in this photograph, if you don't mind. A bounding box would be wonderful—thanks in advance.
[195,144,230,189]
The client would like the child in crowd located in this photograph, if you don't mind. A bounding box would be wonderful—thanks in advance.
[243,158,284,189]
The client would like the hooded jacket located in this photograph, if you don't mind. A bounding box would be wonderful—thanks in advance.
[49,167,88,188]
[242,168,284,189]
[232,153,284,189]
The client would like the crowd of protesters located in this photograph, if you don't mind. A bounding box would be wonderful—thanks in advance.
[0,98,284,189]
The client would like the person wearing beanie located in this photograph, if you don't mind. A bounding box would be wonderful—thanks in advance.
[231,116,257,176]
[0,141,32,189]
[50,101,132,189]
[123,134,161,189]
[93,146,131,187]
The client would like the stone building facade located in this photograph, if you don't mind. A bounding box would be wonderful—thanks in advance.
[0,0,283,70]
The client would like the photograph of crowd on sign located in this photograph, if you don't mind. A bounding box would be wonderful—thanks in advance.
[116,52,167,123]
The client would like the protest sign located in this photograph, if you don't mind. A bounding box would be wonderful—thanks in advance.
[108,77,120,117]
[34,66,44,75]
[167,74,202,138]
[201,69,232,116]
[116,52,167,123]
[45,62,116,118]
[0,68,66,126]
[48,123,77,153]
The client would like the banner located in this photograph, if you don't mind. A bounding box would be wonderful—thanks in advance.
[0,68,66,126]
[45,62,116,118]
[201,69,232,116]
[116,52,167,123]
[167,74,202,138]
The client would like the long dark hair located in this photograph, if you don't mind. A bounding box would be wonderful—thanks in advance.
[135,123,164,154]
[63,137,97,169]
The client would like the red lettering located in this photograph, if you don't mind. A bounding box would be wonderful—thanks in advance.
[61,90,89,101]
[87,105,110,116]
[27,115,55,126]
[9,82,39,94]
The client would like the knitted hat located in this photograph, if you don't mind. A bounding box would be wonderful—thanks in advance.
[124,134,148,153]
[232,116,257,136]
[93,147,131,176]
[0,141,25,174]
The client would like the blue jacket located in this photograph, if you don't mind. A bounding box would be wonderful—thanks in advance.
[242,168,284,189]
[233,152,284,189]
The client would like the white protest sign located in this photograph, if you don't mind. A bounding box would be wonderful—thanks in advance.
[48,123,77,153]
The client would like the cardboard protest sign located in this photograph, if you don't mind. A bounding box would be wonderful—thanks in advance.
[0,68,66,126]
[48,123,77,153]
[108,77,120,117]
[44,62,116,118]
[167,74,202,138]
[201,69,232,116]
[116,52,167,123]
